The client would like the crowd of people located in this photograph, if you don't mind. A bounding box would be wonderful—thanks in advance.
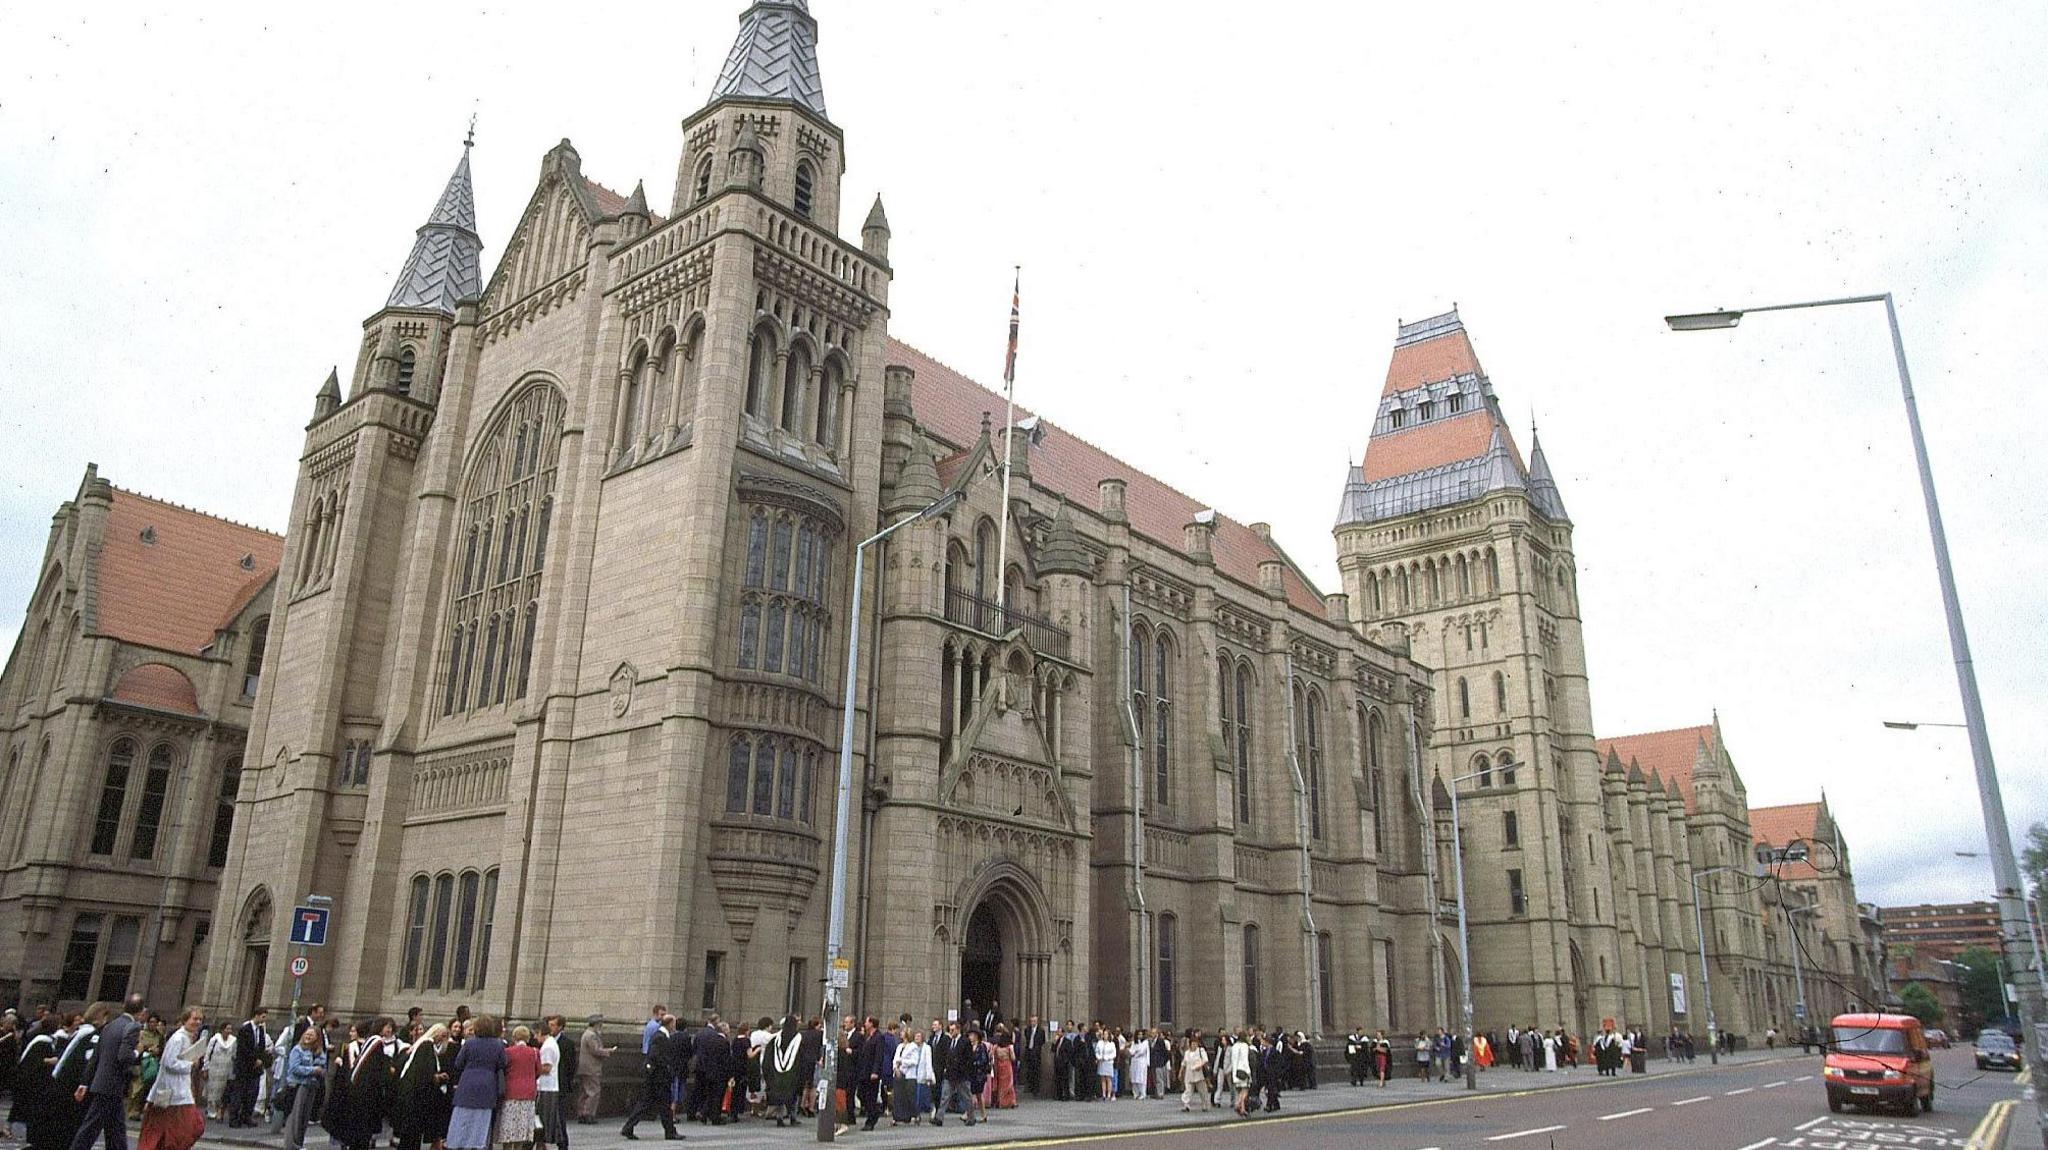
[0,995,1718,1150]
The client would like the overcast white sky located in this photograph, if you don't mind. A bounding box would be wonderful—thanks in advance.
[2,2,2042,909]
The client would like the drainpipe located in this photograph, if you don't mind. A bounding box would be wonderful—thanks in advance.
[1117,586,1149,1027]
[1411,717,1445,1029]
[1284,653,1322,1037]
[853,538,888,1017]
[503,707,546,1018]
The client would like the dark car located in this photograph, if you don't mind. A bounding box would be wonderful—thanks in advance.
[1974,1031,2021,1071]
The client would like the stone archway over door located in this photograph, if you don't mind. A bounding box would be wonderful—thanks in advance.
[956,871,1053,1027]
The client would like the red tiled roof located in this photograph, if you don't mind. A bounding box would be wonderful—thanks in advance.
[1595,724,1714,811]
[109,662,201,716]
[1383,327,1484,398]
[890,340,1327,615]
[98,488,283,655]
[584,178,662,224]
[1750,802,1826,880]
[1361,410,1504,482]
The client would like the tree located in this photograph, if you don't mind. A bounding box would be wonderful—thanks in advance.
[1951,945,2007,1028]
[2023,821,2048,905]
[1898,981,1943,1027]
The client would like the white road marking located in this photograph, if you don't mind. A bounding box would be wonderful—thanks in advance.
[1735,1140,1777,1150]
[1762,1079,1787,1089]
[1486,1126,1568,1142]
[1793,1075,1814,1082]
[1599,1107,1654,1121]
[1795,1116,1828,1131]
[1725,1086,1754,1095]
[1672,1095,1713,1106]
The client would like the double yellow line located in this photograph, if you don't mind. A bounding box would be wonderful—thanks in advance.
[1972,1098,2015,1148]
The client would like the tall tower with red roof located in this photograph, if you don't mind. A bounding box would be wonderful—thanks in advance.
[1335,308,1624,1038]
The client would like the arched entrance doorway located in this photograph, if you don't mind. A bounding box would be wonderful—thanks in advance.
[238,888,272,1016]
[961,904,1002,1020]
[952,868,1054,1026]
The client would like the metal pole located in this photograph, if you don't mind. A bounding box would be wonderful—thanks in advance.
[1688,869,1721,1064]
[1881,293,2046,1146]
[1447,776,1476,1089]
[1282,655,1320,1039]
[817,498,953,1142]
[1411,723,1445,1032]
[1118,586,1149,1030]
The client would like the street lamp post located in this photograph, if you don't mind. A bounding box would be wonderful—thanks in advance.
[1668,294,2044,1146]
[1685,865,1742,1064]
[1785,902,1820,1035]
[815,492,959,1142]
[1444,765,1494,1091]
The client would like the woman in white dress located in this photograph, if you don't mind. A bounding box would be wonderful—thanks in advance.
[1091,1030,1117,1102]
[1125,1029,1148,1101]
[139,1008,206,1150]
[201,1026,236,1120]
[1219,1030,1254,1117]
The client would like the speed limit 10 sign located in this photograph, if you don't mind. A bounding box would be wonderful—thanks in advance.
[290,956,310,977]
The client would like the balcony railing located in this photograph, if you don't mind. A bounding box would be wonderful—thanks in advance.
[944,586,1072,658]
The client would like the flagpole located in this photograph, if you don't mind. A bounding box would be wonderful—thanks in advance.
[995,267,1020,621]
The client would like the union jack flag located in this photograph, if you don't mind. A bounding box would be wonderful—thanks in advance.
[1003,268,1020,384]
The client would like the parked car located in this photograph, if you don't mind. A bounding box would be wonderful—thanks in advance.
[1925,1028,1950,1049]
[1975,1030,2021,1071]
[1823,1013,1934,1114]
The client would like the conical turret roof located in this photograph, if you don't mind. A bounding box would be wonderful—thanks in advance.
[1526,427,1570,521]
[387,144,483,314]
[708,0,828,117]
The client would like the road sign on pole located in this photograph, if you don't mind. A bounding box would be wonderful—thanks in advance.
[290,956,310,977]
[290,906,330,946]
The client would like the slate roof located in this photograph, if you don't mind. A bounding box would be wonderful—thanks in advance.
[1595,724,1715,812]
[98,488,283,655]
[709,0,828,118]
[387,146,484,313]
[890,340,1328,616]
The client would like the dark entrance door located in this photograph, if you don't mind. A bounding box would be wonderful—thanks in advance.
[961,903,1001,1022]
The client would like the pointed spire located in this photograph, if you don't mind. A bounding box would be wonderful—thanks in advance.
[1526,423,1570,521]
[387,137,484,314]
[885,430,942,515]
[863,194,889,233]
[708,0,828,118]
[622,180,650,218]
[314,367,342,420]
[1481,424,1526,494]
[1038,498,1094,576]
[862,194,891,260]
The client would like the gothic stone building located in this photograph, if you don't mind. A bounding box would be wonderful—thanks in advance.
[197,0,1445,1033]
[0,466,281,1010]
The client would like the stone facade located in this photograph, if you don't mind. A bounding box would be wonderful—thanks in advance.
[0,466,281,1011]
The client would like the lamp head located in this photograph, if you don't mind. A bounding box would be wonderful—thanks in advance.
[915,491,963,521]
[1881,721,1918,730]
[1665,310,1743,332]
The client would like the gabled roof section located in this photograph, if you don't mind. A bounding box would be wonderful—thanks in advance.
[387,143,484,314]
[1750,802,1827,880]
[890,340,1326,615]
[98,488,283,655]
[709,0,828,118]
[1595,724,1716,813]
[1383,310,1484,398]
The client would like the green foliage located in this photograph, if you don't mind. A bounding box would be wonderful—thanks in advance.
[2023,822,2048,904]
[1951,945,2006,1025]
[1898,981,1943,1027]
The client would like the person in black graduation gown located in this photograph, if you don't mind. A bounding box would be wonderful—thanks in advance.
[339,1019,397,1150]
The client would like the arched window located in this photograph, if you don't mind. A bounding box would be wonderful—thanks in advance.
[1242,924,1261,1022]
[396,347,417,396]
[452,870,481,989]
[794,160,815,218]
[726,737,752,814]
[694,154,714,203]
[1151,632,1172,806]
[974,521,994,603]
[1305,689,1324,839]
[91,739,136,856]
[1234,663,1254,824]
[1486,547,1500,591]
[473,868,499,990]
[1456,555,1470,598]
[1317,930,1335,1029]
[1475,752,1493,788]
[745,328,775,419]
[1364,705,1386,851]
[1494,670,1508,713]
[1457,677,1471,720]
[207,755,241,868]
[780,343,811,433]
[1497,751,1517,787]
[1130,623,1149,784]
[617,348,647,461]
[442,382,566,719]
[676,322,704,424]
[815,357,842,448]
[243,616,270,696]
[427,873,455,988]
[1157,913,1178,1024]
[402,875,430,988]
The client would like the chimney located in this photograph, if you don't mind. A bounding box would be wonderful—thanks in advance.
[1098,478,1127,523]
[883,364,914,418]
[1324,593,1350,626]
[1184,510,1214,561]
[1258,559,1286,596]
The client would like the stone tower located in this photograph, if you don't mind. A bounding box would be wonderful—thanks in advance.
[1334,309,1625,1037]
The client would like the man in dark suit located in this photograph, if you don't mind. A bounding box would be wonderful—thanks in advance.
[620,1015,680,1139]
[67,994,144,1150]
[226,1006,269,1126]
[1049,1022,1070,1101]
[981,1000,1000,1035]
[1020,1016,1045,1096]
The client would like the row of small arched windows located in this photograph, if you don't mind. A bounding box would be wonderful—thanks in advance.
[743,325,844,449]
[1365,548,1500,616]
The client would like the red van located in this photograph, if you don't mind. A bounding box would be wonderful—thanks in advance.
[1822,1012,1934,1114]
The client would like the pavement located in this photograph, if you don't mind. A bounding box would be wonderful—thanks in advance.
[167,1046,2047,1150]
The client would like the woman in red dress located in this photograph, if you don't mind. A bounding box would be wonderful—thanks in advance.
[990,1027,1017,1109]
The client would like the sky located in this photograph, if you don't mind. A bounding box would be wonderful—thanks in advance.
[1,2,2042,910]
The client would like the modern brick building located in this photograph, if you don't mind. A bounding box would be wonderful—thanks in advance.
[1880,900,2004,965]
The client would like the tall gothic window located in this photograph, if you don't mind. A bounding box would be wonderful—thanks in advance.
[442,382,565,718]
[1304,688,1324,840]
[1317,930,1336,1029]
[745,327,775,419]
[735,507,834,684]
[1234,662,1254,824]
[91,739,136,856]
[780,343,811,434]
[1242,924,1261,1022]
[722,733,817,826]
[1495,670,1508,713]
[694,155,714,203]
[793,160,815,218]
[402,875,429,988]
[243,616,269,697]
[1457,677,1471,720]
[131,743,173,858]
[206,756,241,868]
[1135,630,1170,806]
[1157,913,1177,1024]
[413,868,499,992]
[1364,705,1386,851]
[396,347,417,396]
[815,358,842,449]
